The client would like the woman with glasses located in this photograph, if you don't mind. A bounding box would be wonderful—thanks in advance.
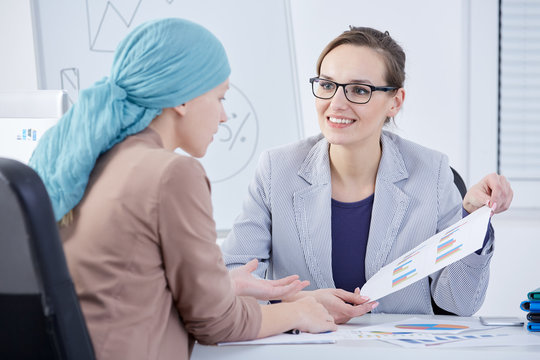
[222,26,513,324]
[29,18,336,360]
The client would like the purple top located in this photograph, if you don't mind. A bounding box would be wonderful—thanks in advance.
[331,194,374,292]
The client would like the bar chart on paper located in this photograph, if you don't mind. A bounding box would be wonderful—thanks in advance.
[395,323,469,331]
[392,251,420,287]
[360,206,491,301]
[435,222,467,264]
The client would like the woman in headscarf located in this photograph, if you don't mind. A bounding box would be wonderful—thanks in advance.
[29,18,335,360]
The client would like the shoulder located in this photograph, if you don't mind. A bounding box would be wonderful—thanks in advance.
[160,154,209,191]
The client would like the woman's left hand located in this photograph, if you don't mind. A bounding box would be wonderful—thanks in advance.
[463,173,513,214]
[229,259,309,301]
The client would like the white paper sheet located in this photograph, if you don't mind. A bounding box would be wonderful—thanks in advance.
[345,330,438,341]
[360,206,492,301]
[382,332,540,348]
[217,332,336,346]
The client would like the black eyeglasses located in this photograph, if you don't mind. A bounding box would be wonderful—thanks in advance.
[309,77,398,104]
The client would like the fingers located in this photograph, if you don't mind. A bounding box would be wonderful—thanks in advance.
[244,258,259,273]
[350,300,379,317]
[267,274,300,286]
[270,280,309,300]
[464,173,513,214]
[295,297,337,333]
[463,186,490,213]
[487,174,513,214]
[333,288,370,305]
[332,300,379,324]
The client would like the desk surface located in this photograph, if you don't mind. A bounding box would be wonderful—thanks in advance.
[192,314,540,360]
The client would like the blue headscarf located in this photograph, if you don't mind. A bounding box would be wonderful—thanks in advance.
[29,18,230,221]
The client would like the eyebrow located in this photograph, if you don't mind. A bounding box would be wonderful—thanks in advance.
[319,74,374,85]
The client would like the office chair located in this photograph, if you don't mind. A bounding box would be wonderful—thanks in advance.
[450,166,467,199]
[0,158,95,360]
[430,166,468,316]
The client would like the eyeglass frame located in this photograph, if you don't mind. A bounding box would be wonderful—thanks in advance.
[309,77,398,104]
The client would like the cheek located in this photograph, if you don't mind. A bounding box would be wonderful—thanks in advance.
[315,99,328,118]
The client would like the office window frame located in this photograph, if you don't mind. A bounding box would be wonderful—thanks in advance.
[498,0,540,208]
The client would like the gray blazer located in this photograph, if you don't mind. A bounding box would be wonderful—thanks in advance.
[222,131,493,316]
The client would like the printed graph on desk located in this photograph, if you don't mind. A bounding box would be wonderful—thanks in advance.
[392,251,420,287]
[353,331,431,340]
[435,222,468,264]
[395,323,469,331]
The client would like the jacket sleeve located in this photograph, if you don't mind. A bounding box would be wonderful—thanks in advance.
[429,158,494,316]
[221,151,273,279]
[157,156,261,344]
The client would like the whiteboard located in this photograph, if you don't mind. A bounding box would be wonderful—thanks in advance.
[0,90,67,164]
[31,0,303,232]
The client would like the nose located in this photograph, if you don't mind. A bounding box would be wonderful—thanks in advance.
[220,104,227,123]
[329,85,349,110]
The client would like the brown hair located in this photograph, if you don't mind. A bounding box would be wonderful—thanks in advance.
[316,26,406,89]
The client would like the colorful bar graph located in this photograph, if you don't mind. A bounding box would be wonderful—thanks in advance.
[393,259,412,276]
[392,249,422,287]
[395,324,469,331]
[392,269,417,287]
[436,244,463,263]
[435,222,467,264]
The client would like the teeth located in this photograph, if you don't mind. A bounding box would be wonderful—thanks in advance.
[329,117,354,124]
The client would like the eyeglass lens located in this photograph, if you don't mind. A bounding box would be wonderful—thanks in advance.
[312,79,371,104]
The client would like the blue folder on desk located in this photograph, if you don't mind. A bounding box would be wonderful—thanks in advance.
[520,300,540,312]
[528,287,540,301]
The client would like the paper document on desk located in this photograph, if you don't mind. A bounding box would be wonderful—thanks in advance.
[356,316,487,334]
[361,206,491,301]
[217,331,336,345]
[381,331,540,348]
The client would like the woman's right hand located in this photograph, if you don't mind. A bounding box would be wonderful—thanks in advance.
[257,294,336,338]
[287,288,378,324]
[291,296,337,334]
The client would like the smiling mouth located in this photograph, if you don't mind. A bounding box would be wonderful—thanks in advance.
[328,116,356,124]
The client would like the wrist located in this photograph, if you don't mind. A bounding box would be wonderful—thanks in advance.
[258,302,301,338]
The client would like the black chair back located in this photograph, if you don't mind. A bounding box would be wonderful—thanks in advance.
[0,158,95,360]
[451,166,467,199]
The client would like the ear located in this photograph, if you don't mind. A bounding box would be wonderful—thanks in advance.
[387,88,405,118]
[172,103,187,117]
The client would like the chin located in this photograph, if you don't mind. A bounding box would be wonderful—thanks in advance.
[191,151,206,158]
[196,146,210,158]
[321,130,348,145]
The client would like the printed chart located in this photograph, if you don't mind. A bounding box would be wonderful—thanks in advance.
[395,324,469,331]
[436,222,467,263]
[392,251,420,287]
[358,317,485,335]
[360,206,491,301]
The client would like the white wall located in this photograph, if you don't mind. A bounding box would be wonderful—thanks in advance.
[0,0,37,90]
[290,0,470,180]
[1,0,538,318]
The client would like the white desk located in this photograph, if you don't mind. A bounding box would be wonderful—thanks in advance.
[192,314,540,360]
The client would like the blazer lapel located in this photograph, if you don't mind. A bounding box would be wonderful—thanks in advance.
[293,137,335,289]
[365,132,410,280]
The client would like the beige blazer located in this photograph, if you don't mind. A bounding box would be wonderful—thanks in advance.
[60,128,261,360]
